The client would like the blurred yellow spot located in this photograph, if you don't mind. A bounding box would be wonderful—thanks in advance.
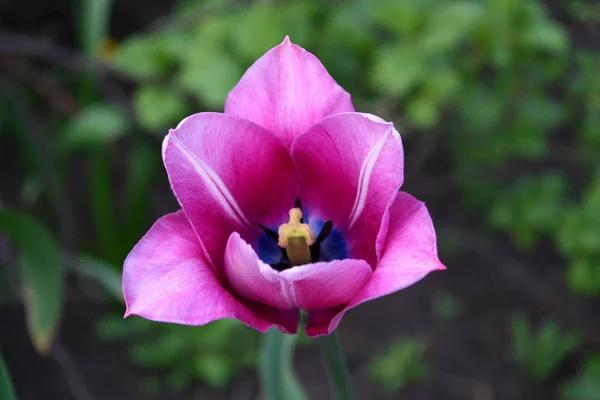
[97,38,118,61]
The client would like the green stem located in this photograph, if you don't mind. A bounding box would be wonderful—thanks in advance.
[89,151,118,262]
[259,329,307,400]
[318,332,353,400]
[0,351,17,400]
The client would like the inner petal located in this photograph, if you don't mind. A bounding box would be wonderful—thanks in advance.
[225,232,373,312]
[163,112,299,270]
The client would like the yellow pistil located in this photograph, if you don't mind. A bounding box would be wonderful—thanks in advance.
[278,208,314,265]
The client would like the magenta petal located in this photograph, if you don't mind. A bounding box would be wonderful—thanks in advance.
[163,112,299,269]
[224,233,372,311]
[123,211,286,332]
[284,259,372,311]
[291,112,403,267]
[305,193,445,336]
[224,37,354,148]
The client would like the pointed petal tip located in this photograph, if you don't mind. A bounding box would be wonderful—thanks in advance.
[282,35,292,44]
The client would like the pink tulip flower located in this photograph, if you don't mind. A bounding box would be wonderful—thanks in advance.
[123,37,445,336]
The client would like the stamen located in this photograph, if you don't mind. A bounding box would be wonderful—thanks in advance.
[278,208,314,265]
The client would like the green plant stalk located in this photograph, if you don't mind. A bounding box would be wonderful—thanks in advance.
[318,332,353,400]
[89,151,118,262]
[0,352,17,400]
[77,0,113,102]
[259,329,308,400]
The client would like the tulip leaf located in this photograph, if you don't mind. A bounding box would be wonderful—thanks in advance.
[259,329,308,400]
[177,45,242,109]
[0,352,17,400]
[0,210,65,354]
[74,255,124,303]
[134,85,188,131]
[59,104,129,151]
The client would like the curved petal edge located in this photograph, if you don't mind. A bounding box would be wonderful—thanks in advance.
[305,192,445,336]
[225,36,354,148]
[123,211,297,333]
[224,232,372,312]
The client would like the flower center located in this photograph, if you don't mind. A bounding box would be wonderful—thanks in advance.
[256,198,346,271]
[277,208,314,266]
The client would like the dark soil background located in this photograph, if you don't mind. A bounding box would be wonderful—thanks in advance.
[1,0,599,399]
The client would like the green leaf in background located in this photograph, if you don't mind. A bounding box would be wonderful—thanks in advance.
[134,86,188,131]
[557,173,600,295]
[406,93,440,127]
[75,255,123,303]
[113,36,172,79]
[524,21,567,54]
[561,355,600,400]
[59,104,129,151]
[0,352,17,400]
[369,0,424,37]
[368,338,428,392]
[230,3,285,62]
[431,292,463,320]
[370,45,426,97]
[510,313,581,381]
[423,67,461,105]
[0,210,65,354]
[489,173,566,249]
[177,45,241,109]
[259,329,308,400]
[565,258,600,296]
[193,353,232,389]
[97,316,258,390]
[420,1,483,54]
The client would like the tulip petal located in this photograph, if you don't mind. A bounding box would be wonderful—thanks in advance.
[305,193,445,336]
[123,211,298,333]
[225,37,354,148]
[224,232,372,311]
[291,112,403,267]
[163,112,299,269]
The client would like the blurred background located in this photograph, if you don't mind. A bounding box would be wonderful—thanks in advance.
[1,0,599,399]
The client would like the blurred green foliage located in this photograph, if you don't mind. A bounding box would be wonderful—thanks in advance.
[561,355,600,400]
[1,0,600,395]
[367,338,428,392]
[97,316,258,390]
[510,313,581,381]
[0,210,65,354]
[430,291,464,320]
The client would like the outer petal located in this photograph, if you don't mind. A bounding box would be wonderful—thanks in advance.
[291,112,403,267]
[224,232,372,311]
[163,112,299,269]
[305,193,445,336]
[224,37,354,148]
[123,211,298,333]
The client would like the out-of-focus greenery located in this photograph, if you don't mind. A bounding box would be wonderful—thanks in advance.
[510,313,581,381]
[1,0,599,395]
[430,291,464,320]
[0,210,65,354]
[367,338,428,392]
[97,316,259,391]
[561,355,600,400]
[0,351,17,400]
